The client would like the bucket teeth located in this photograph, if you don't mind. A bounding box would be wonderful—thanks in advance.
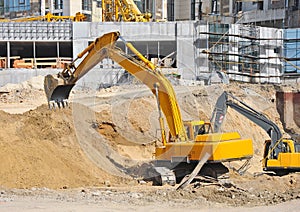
[48,100,69,110]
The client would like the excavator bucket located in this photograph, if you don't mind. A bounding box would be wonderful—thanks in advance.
[44,74,75,109]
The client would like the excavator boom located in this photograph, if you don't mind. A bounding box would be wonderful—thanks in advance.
[44,31,186,141]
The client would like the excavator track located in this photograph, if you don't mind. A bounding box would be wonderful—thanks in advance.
[153,167,176,186]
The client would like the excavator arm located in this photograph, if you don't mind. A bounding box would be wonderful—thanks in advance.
[106,47,186,141]
[44,31,187,142]
[212,91,283,158]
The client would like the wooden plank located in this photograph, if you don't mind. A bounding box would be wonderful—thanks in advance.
[176,153,211,190]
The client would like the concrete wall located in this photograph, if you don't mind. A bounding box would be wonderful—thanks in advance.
[73,22,176,41]
[240,8,285,24]
[71,21,287,83]
[176,21,196,79]
[0,69,57,87]
[92,1,102,22]
[174,0,191,20]
[63,0,82,16]
[72,21,178,71]
[72,21,200,80]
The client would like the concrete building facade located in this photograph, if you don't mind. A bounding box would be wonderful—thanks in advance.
[0,21,298,86]
[168,0,300,28]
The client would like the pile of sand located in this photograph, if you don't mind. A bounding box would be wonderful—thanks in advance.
[0,104,127,189]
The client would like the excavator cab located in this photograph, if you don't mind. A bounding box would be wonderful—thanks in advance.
[183,121,212,140]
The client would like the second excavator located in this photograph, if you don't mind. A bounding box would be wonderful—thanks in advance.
[44,31,253,185]
[212,91,300,175]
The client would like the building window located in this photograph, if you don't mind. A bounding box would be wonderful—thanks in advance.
[191,0,195,20]
[54,0,63,10]
[19,0,25,4]
[96,0,102,8]
[257,1,263,10]
[236,2,242,13]
[82,0,92,11]
[167,0,174,21]
[211,0,219,14]
[0,0,3,15]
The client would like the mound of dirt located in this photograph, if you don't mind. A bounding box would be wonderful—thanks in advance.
[0,104,128,189]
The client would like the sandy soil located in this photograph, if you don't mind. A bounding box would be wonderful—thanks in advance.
[0,76,299,211]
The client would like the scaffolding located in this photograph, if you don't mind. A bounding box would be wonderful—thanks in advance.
[196,23,284,83]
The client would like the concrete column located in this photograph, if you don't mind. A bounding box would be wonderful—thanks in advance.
[153,0,156,20]
[57,42,59,58]
[50,0,54,13]
[7,42,10,68]
[158,41,160,58]
[57,42,60,68]
[33,41,36,69]
[41,0,45,16]
[229,0,233,15]
[146,43,149,58]
[162,0,166,19]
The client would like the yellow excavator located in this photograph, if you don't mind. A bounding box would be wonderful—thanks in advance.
[44,32,253,185]
[212,91,300,175]
[0,12,86,22]
[102,0,151,22]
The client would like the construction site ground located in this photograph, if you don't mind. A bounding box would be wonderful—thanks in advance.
[0,76,299,211]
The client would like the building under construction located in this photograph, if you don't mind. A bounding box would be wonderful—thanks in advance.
[0,0,299,87]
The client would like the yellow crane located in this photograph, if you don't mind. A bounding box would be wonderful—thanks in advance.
[44,32,253,185]
[102,0,151,22]
[0,12,86,22]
